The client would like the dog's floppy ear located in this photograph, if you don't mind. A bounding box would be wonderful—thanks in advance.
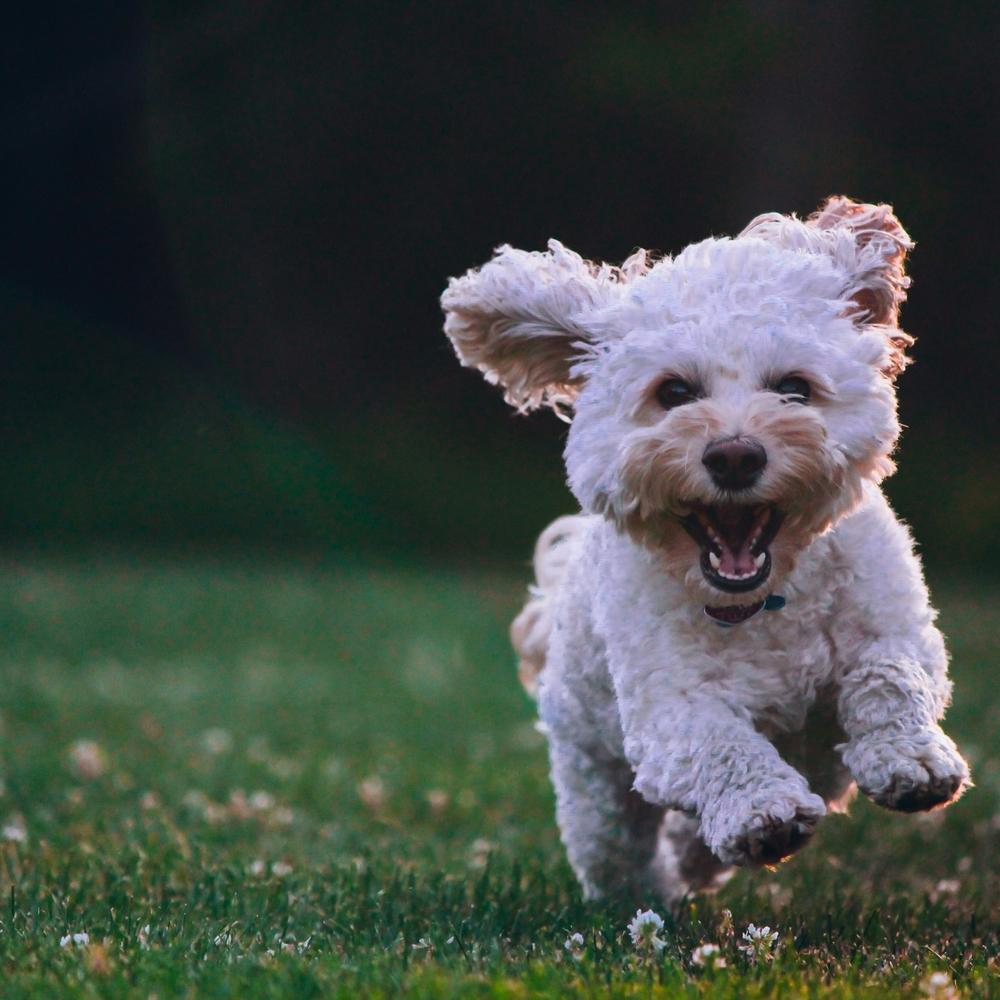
[442,240,636,412]
[806,195,913,328]
[807,196,913,378]
[743,196,914,377]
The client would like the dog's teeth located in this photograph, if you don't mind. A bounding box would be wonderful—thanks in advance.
[708,551,721,570]
[754,552,766,569]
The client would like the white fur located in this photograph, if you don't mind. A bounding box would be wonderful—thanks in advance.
[442,198,970,903]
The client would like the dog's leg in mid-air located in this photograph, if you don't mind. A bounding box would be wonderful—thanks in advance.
[620,695,828,869]
[838,661,968,812]
[831,509,970,813]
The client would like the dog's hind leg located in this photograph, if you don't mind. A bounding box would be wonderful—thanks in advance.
[510,515,590,696]
[655,811,733,903]
[548,740,666,901]
[548,743,732,904]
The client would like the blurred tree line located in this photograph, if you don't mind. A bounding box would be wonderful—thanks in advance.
[1,2,996,571]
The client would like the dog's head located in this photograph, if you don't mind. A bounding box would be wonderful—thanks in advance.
[442,196,913,605]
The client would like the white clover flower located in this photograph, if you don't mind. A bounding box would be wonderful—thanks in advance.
[248,790,275,812]
[739,923,779,961]
[358,777,386,809]
[425,789,449,813]
[59,932,90,948]
[563,931,585,958]
[691,942,726,968]
[279,935,311,955]
[273,806,295,827]
[920,971,960,999]
[201,728,233,755]
[69,740,106,780]
[2,814,27,844]
[182,789,209,810]
[627,909,666,953]
[271,861,293,877]
[468,837,496,870]
[267,756,301,781]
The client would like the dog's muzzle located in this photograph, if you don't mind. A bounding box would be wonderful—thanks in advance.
[682,502,784,593]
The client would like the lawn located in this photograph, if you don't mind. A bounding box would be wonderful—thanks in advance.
[0,553,997,998]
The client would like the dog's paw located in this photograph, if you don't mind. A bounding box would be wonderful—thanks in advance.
[711,793,826,867]
[845,728,970,813]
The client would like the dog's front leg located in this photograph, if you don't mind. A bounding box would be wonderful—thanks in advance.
[837,657,969,812]
[832,504,970,812]
[625,698,826,867]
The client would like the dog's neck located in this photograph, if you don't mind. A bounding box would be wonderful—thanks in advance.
[704,594,786,627]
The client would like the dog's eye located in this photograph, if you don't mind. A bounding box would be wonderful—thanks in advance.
[773,375,811,402]
[655,378,698,410]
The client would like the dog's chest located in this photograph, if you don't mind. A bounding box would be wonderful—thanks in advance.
[664,594,837,729]
[703,608,838,732]
[592,523,852,734]
[601,581,841,735]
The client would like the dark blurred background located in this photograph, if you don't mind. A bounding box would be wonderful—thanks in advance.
[2,2,996,571]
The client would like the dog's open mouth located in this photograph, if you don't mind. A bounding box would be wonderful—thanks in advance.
[681,503,784,593]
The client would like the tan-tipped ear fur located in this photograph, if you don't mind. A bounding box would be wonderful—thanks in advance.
[441,240,640,413]
[742,195,915,378]
[807,196,912,325]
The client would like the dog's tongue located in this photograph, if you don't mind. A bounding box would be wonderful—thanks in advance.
[714,504,760,576]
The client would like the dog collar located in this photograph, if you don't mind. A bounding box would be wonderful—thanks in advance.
[705,594,786,627]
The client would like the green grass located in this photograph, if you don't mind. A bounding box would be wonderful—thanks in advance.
[0,554,997,997]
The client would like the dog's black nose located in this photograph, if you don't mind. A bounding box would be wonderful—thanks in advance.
[702,437,767,490]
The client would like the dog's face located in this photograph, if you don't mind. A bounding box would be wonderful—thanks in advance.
[443,197,913,604]
[564,250,902,604]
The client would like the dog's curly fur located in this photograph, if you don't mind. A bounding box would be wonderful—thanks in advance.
[441,197,970,904]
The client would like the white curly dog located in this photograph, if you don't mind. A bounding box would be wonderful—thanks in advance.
[441,197,970,903]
